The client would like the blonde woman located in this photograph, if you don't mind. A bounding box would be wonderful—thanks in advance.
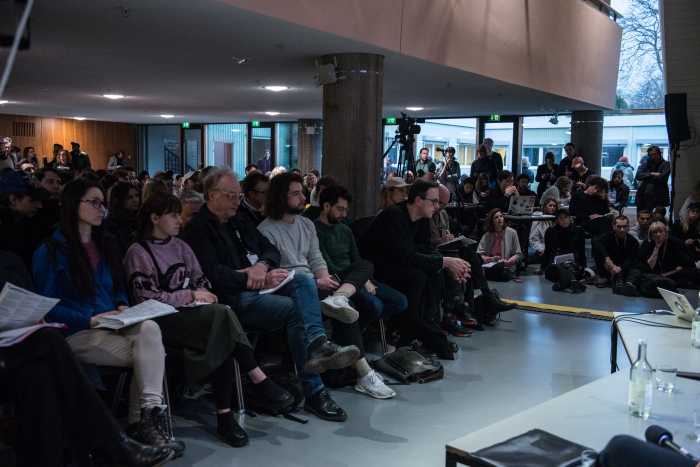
[378,177,409,211]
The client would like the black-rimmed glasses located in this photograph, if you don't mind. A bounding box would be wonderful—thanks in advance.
[80,198,108,209]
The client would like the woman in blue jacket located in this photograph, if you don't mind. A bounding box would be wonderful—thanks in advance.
[33,178,184,456]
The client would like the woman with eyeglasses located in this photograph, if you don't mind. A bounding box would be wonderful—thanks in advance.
[124,191,293,447]
[106,181,141,248]
[477,208,522,282]
[32,179,185,456]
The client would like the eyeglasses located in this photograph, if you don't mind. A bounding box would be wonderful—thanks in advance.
[81,198,107,210]
[252,189,268,195]
[421,197,440,206]
[333,205,349,214]
[217,190,244,201]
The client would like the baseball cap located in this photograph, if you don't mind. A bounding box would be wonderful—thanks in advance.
[182,170,199,182]
[385,177,409,189]
[71,141,80,147]
[571,156,584,169]
[0,170,46,200]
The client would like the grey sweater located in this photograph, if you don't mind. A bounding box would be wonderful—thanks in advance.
[258,215,327,275]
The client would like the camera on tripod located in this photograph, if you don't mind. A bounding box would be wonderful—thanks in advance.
[396,112,421,144]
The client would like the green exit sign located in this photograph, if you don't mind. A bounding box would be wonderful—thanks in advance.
[489,114,500,122]
[181,122,190,129]
[251,120,261,127]
[386,117,397,125]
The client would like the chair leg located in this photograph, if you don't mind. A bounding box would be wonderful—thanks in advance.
[232,361,245,414]
[162,369,174,440]
[110,372,127,416]
[378,319,388,356]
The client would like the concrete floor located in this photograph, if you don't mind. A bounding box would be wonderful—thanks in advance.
[165,274,678,466]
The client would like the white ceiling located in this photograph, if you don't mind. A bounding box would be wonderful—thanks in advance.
[0,0,604,124]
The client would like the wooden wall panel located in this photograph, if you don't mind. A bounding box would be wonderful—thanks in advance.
[0,114,133,170]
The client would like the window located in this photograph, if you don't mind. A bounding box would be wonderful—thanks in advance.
[458,144,475,166]
[602,146,626,167]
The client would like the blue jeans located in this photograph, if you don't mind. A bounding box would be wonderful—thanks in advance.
[238,274,325,397]
[351,279,408,331]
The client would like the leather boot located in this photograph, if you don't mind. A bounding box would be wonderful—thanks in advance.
[96,431,175,467]
[303,389,347,422]
[305,340,360,373]
[138,407,185,457]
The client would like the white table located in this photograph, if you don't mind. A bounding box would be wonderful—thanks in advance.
[612,312,700,378]
[446,371,700,466]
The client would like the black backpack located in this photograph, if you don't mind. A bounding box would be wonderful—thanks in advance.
[242,372,308,424]
[637,273,678,298]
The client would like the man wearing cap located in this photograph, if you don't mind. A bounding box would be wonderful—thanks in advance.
[70,142,91,173]
[257,149,272,174]
[0,171,54,274]
[612,156,635,188]
[438,147,461,194]
[570,156,595,191]
[181,171,199,192]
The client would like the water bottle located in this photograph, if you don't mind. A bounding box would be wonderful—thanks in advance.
[692,292,700,349]
[628,339,652,418]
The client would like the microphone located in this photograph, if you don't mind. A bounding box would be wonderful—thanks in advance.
[645,425,699,462]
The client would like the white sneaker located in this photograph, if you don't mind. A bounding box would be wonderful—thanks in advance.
[354,370,396,399]
[320,295,359,323]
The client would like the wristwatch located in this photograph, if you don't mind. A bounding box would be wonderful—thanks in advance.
[258,260,271,271]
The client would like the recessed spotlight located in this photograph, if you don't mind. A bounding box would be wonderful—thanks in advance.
[103,94,124,99]
[0,100,8,105]
[406,107,423,111]
[264,86,289,92]
[74,117,86,120]
[231,129,240,132]
[160,115,174,118]
[265,112,280,116]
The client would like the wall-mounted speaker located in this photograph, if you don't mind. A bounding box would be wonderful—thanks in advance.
[665,93,691,145]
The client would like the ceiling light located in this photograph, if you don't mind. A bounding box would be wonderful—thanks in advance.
[406,107,423,111]
[231,129,240,132]
[566,131,571,134]
[103,94,124,99]
[435,137,443,140]
[160,115,174,118]
[461,132,471,135]
[265,112,280,116]
[264,86,289,92]
[74,117,86,120]
[642,143,650,146]
[551,143,558,145]
[522,123,529,126]
[0,100,8,105]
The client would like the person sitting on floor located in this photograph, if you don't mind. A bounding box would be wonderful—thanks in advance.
[486,170,518,213]
[259,175,395,399]
[652,206,669,226]
[515,173,539,207]
[180,166,359,422]
[32,179,185,456]
[609,169,630,214]
[477,208,521,282]
[592,215,639,294]
[669,201,700,263]
[629,210,653,244]
[569,176,614,238]
[239,170,269,226]
[535,208,587,294]
[529,197,558,265]
[539,176,571,207]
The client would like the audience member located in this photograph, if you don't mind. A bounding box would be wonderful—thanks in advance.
[22,146,40,168]
[302,175,340,221]
[0,136,19,170]
[669,202,700,262]
[35,167,62,225]
[635,145,670,212]
[113,168,130,182]
[520,157,534,184]
[515,173,538,206]
[486,170,518,213]
[382,157,396,183]
[403,170,415,184]
[138,170,150,186]
[529,197,558,264]
[679,179,700,219]
[475,173,491,202]
[557,142,577,179]
[438,147,461,194]
[18,158,35,173]
[153,171,175,194]
[592,215,639,293]
[568,176,613,237]
[32,179,185,455]
[629,210,653,244]
[101,174,119,199]
[609,169,630,213]
[244,163,258,177]
[570,156,595,191]
[459,176,479,204]
[378,176,409,211]
[125,191,294,447]
[106,181,141,248]
[535,151,558,200]
[539,176,571,207]
[108,149,126,171]
[69,141,91,172]
[177,189,204,225]
[482,138,504,173]
[477,208,521,282]
[470,144,498,188]
[142,178,169,201]
[415,147,436,177]
[257,149,272,173]
[612,156,635,188]
[652,206,668,226]
[51,148,76,181]
[181,171,199,192]
[270,166,287,179]
[421,172,437,182]
[180,166,359,422]
[536,209,587,293]
[303,172,317,203]
[238,171,269,226]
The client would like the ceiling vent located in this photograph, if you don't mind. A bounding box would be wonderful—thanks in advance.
[12,121,35,137]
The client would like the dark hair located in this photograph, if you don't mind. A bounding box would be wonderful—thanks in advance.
[95,169,108,180]
[50,179,124,298]
[610,169,623,183]
[142,178,168,201]
[638,210,652,217]
[316,175,337,190]
[555,208,570,218]
[242,171,269,198]
[153,172,172,181]
[137,170,150,183]
[262,172,304,220]
[498,170,514,182]
[22,147,34,159]
[586,176,608,192]
[483,138,494,144]
[35,167,60,182]
[135,191,182,239]
[100,174,118,191]
[310,169,320,177]
[615,215,629,225]
[516,173,531,183]
[653,206,667,216]
[124,166,135,173]
[108,181,138,222]
[319,184,352,208]
[245,163,258,173]
[116,149,126,157]
[113,168,128,179]
[461,177,475,186]
[648,145,661,156]
[565,142,575,149]
[78,170,99,181]
[290,168,301,174]
[545,151,555,161]
[485,208,502,233]
[407,179,439,205]
[477,145,488,158]
[445,146,455,154]
[419,147,429,154]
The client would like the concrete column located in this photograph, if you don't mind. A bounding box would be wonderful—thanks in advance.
[296,119,323,175]
[321,53,384,218]
[570,110,604,176]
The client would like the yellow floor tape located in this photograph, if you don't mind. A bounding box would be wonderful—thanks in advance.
[500,299,614,319]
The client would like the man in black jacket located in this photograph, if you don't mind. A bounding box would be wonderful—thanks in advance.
[557,142,577,179]
[568,176,613,237]
[635,145,670,213]
[486,170,518,212]
[181,166,360,422]
[516,173,539,207]
[592,216,639,292]
[239,170,268,226]
[357,180,471,358]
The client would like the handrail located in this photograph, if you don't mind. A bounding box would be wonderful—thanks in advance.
[580,0,623,22]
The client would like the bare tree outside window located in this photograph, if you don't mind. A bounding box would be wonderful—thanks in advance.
[616,0,664,109]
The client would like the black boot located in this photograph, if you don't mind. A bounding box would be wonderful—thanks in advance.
[570,280,587,293]
[244,378,295,413]
[96,431,175,467]
[303,389,347,422]
[484,293,516,312]
[137,406,185,457]
[305,340,360,373]
[217,411,249,447]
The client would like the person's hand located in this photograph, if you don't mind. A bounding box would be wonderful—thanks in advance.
[236,263,269,290]
[117,305,129,312]
[541,174,547,180]
[686,239,695,245]
[505,186,519,196]
[533,268,543,275]
[193,291,218,303]
[589,214,602,219]
[565,169,572,177]
[441,233,455,243]
[444,256,471,282]
[263,268,289,289]
[611,265,622,275]
[90,310,122,328]
[36,317,46,325]
[503,257,517,267]
[316,275,340,291]
[662,266,682,277]
[549,173,556,180]
[651,172,660,176]
[364,280,377,295]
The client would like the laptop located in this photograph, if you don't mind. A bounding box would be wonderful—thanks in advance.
[508,195,536,215]
[657,287,695,322]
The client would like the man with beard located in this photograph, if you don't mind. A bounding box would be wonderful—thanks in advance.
[35,167,62,225]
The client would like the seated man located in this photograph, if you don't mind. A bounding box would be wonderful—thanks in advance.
[314,184,407,333]
[177,189,204,226]
[430,185,515,335]
[515,173,539,207]
[592,215,639,292]
[629,210,652,244]
[357,180,471,359]
[301,175,337,222]
[181,167,360,422]
[239,170,269,226]
[259,175,395,399]
[486,170,518,213]
[570,156,595,192]
[568,176,613,237]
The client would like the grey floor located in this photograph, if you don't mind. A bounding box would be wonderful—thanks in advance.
[166,272,686,467]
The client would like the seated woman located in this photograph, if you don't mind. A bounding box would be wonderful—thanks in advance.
[106,181,141,248]
[539,176,571,207]
[378,177,409,211]
[528,197,558,264]
[459,176,480,204]
[609,169,630,214]
[32,179,184,455]
[474,173,491,202]
[535,209,587,293]
[669,202,700,262]
[123,191,294,448]
[477,208,521,282]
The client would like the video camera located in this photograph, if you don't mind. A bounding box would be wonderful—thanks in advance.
[396,112,421,144]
